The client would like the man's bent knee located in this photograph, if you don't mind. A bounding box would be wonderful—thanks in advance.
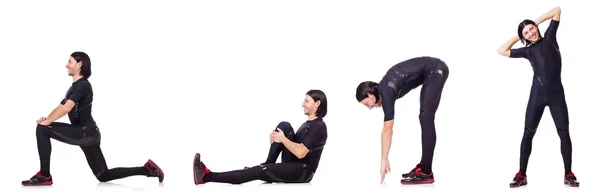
[276,121,294,133]
[36,124,50,136]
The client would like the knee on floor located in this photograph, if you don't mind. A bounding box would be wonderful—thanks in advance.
[95,172,110,182]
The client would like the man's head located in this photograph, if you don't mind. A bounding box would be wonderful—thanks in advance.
[517,19,542,46]
[66,51,91,78]
[303,89,328,118]
[356,81,381,109]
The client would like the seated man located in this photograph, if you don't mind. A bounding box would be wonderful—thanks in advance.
[192,89,328,184]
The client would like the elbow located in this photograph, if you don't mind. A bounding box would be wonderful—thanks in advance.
[497,49,509,57]
[296,148,309,159]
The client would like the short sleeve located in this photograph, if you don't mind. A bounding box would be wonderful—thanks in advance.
[544,20,559,41]
[301,122,327,150]
[509,47,529,59]
[66,82,89,103]
[381,87,397,122]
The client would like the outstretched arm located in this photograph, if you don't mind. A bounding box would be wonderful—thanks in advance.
[497,36,520,57]
[534,6,561,25]
[39,101,76,125]
[381,120,394,160]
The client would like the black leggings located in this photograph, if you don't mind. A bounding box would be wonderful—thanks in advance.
[36,122,149,181]
[203,121,313,184]
[519,91,572,175]
[417,61,449,174]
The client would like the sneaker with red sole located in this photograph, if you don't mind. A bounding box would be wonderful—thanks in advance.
[400,168,434,184]
[144,159,164,183]
[509,172,527,188]
[21,171,53,186]
[402,164,421,178]
[193,153,211,185]
[564,173,579,187]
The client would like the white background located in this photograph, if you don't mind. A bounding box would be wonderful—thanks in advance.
[1,0,598,192]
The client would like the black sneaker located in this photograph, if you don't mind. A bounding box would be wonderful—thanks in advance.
[509,172,527,188]
[402,164,420,178]
[193,153,210,185]
[144,159,164,183]
[400,168,434,184]
[564,173,579,187]
[22,171,53,186]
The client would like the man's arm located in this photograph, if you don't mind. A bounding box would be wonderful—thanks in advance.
[534,6,561,25]
[280,122,327,159]
[42,101,76,124]
[381,120,394,160]
[280,137,311,159]
[40,84,86,125]
[497,36,521,57]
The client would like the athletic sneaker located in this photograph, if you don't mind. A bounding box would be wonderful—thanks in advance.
[144,159,165,183]
[193,153,210,185]
[400,168,434,184]
[509,172,527,188]
[564,173,580,187]
[21,171,53,186]
[402,164,421,178]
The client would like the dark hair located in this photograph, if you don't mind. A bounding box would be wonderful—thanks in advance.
[517,19,541,47]
[356,81,380,103]
[70,51,92,78]
[306,89,328,118]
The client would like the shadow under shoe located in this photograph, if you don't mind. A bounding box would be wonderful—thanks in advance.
[509,172,527,188]
[144,159,165,183]
[22,171,53,186]
[564,173,579,187]
[400,168,434,184]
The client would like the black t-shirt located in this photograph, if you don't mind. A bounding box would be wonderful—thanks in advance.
[510,20,563,95]
[378,56,441,121]
[60,78,96,127]
[293,117,327,173]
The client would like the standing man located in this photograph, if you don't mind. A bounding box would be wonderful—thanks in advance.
[356,56,449,184]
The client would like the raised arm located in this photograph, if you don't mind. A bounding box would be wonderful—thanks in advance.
[534,6,561,25]
[497,36,520,57]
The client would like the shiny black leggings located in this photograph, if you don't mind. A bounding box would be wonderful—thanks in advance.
[417,61,449,174]
[203,122,313,184]
[36,122,149,181]
[519,92,572,175]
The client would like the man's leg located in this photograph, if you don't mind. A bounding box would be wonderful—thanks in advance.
[509,94,546,188]
[401,61,448,184]
[22,122,98,186]
[194,153,308,185]
[81,144,164,183]
[265,121,296,164]
[547,92,579,187]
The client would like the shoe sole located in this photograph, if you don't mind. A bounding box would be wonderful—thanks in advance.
[146,159,164,183]
[564,180,579,187]
[22,182,53,186]
[193,153,201,185]
[400,179,434,185]
[510,181,527,188]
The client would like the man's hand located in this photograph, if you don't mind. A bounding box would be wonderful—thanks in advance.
[270,128,286,143]
[36,117,47,124]
[380,159,391,184]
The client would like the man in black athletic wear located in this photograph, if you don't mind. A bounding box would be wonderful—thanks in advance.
[21,52,164,186]
[355,56,449,185]
[497,6,579,188]
[193,90,328,185]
